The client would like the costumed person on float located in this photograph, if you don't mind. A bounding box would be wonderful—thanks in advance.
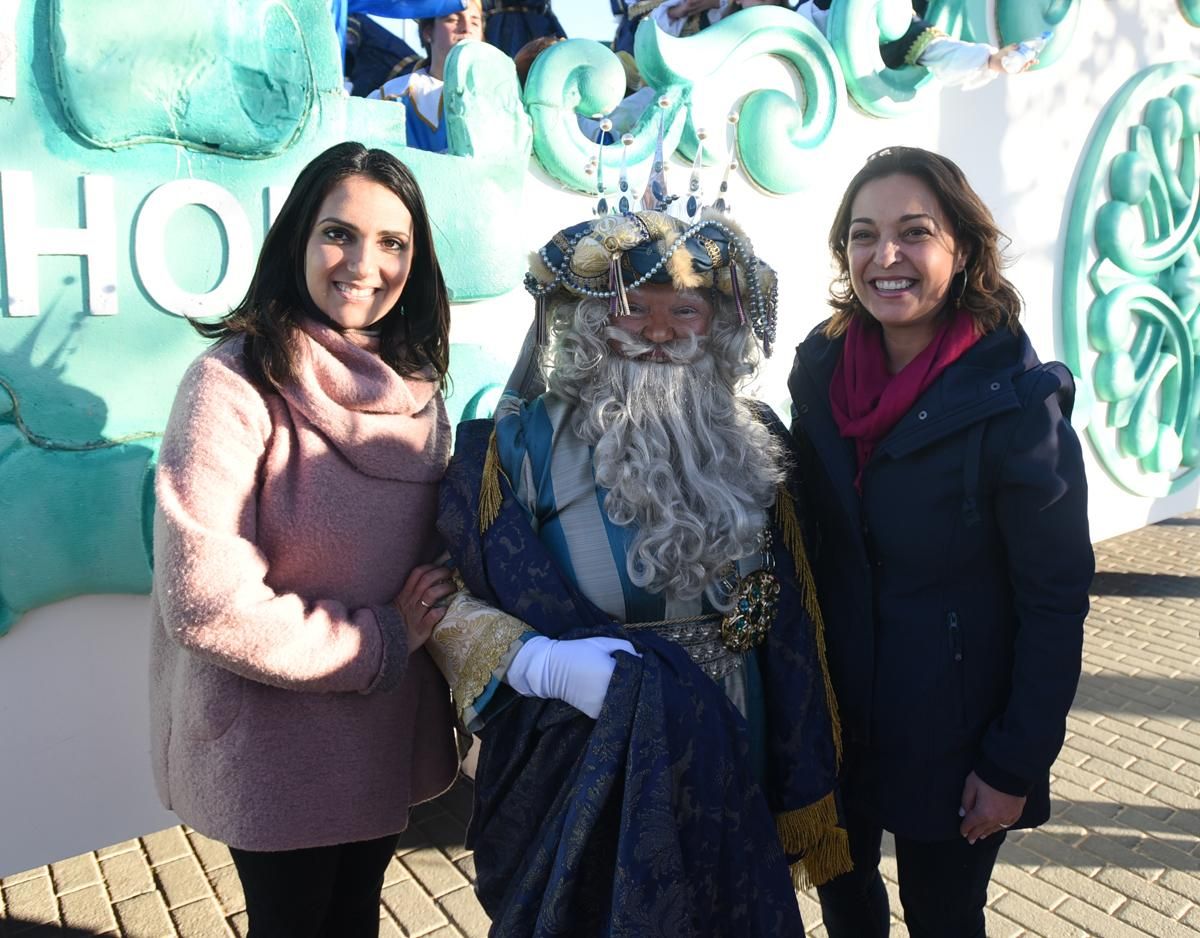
[795,0,1044,89]
[483,0,564,59]
[426,205,851,936]
[367,0,484,152]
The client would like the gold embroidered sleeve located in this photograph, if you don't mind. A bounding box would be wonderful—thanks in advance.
[628,0,669,17]
[426,591,530,722]
[904,26,946,66]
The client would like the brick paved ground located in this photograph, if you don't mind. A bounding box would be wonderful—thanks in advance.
[2,512,1198,937]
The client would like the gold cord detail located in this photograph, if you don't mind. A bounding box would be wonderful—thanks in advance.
[775,485,843,765]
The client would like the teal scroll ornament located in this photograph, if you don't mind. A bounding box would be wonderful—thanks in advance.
[1062,63,1200,497]
[1181,0,1200,27]
[523,38,689,197]
[523,7,841,196]
[637,7,842,195]
[829,0,967,118]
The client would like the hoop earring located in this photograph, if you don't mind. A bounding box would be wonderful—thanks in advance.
[950,269,967,306]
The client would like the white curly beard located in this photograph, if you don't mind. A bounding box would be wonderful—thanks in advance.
[547,298,786,607]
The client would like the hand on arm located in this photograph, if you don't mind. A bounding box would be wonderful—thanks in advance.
[394,562,457,653]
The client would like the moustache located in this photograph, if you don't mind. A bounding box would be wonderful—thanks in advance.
[604,327,707,364]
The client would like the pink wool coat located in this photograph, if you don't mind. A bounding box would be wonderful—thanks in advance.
[150,320,459,852]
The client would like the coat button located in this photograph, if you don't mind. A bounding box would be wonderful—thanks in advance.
[918,410,928,420]
[799,403,809,414]
[990,381,1001,391]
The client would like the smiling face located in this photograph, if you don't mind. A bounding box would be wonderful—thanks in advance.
[425,2,483,77]
[608,282,715,361]
[303,175,415,330]
[847,172,964,350]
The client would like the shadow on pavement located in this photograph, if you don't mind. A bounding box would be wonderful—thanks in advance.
[1091,571,1200,598]
[0,921,109,936]
[1073,672,1200,719]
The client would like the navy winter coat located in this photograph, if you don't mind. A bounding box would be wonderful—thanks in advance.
[788,323,1094,841]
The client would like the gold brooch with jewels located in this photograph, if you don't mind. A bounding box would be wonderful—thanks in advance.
[720,568,780,653]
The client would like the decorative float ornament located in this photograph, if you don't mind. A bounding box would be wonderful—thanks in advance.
[1062,62,1200,497]
[525,7,841,197]
[828,0,957,119]
[1181,0,1200,27]
[524,38,689,196]
[637,5,842,196]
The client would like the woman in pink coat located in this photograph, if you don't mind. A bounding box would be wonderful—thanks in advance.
[150,142,460,938]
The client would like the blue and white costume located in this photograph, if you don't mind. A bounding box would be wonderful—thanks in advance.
[368,68,448,153]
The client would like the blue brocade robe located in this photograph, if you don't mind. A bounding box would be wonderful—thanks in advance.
[431,396,848,937]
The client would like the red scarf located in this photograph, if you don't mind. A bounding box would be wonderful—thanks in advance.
[830,310,980,491]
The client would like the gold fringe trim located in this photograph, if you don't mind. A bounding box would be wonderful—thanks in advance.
[904,26,946,67]
[479,431,504,535]
[791,827,851,891]
[627,0,668,17]
[775,486,843,766]
[777,793,853,889]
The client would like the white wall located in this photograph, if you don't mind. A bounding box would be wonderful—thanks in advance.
[0,595,175,875]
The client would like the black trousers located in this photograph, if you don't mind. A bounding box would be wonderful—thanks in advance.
[229,833,400,938]
[817,802,1006,938]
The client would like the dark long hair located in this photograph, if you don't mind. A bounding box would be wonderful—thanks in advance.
[824,146,1022,338]
[195,141,451,390]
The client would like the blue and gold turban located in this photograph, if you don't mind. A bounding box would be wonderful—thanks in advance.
[525,209,779,356]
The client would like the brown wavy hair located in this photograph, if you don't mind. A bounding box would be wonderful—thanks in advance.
[195,141,450,391]
[824,146,1023,338]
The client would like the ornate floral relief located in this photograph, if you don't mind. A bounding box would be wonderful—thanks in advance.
[1063,63,1200,496]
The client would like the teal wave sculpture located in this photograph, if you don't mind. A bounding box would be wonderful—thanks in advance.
[51,0,320,157]
[1062,62,1200,496]
[523,37,689,197]
[827,0,957,118]
[524,7,841,196]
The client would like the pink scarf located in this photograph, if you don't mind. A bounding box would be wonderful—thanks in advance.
[830,311,979,491]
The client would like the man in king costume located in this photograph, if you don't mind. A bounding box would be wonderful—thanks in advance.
[429,209,850,936]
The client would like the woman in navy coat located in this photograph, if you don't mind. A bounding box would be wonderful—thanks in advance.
[788,146,1094,938]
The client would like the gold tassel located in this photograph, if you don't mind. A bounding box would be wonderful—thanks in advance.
[479,431,504,535]
[777,793,853,888]
[790,828,852,890]
[776,485,843,765]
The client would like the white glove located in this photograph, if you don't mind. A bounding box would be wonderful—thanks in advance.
[506,635,639,719]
